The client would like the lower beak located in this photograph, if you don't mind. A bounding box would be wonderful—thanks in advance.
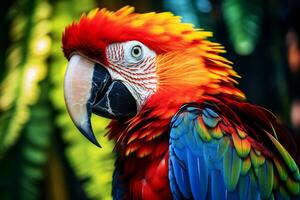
[64,54,137,147]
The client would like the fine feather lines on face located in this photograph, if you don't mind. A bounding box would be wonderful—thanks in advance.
[105,40,158,108]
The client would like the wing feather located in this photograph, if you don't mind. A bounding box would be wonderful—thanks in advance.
[169,103,300,199]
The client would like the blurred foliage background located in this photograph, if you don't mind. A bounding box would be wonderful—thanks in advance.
[0,0,299,199]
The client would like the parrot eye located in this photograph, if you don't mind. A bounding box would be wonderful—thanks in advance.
[110,40,156,65]
[131,45,143,59]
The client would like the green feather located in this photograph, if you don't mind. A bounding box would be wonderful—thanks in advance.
[209,125,223,139]
[279,186,290,199]
[237,128,247,139]
[196,117,212,142]
[241,157,251,175]
[250,149,265,168]
[274,159,288,182]
[223,147,242,191]
[256,160,274,199]
[286,177,300,196]
[238,174,259,200]
[238,175,248,198]
[267,133,299,177]
[232,133,251,158]
[269,194,275,200]
[249,169,258,188]
[216,136,230,160]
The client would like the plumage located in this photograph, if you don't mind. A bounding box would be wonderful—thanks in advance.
[62,6,300,200]
[169,102,300,199]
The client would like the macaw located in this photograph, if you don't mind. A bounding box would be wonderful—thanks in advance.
[62,6,300,200]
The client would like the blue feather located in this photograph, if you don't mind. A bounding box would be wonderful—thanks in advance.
[169,149,184,200]
[203,107,219,118]
[210,170,227,200]
[202,114,219,128]
[169,106,259,199]
[171,112,184,127]
[227,190,240,200]
[170,149,192,198]
[112,166,126,200]
[187,153,208,199]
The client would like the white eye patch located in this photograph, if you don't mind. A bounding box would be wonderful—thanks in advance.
[123,40,156,65]
[105,40,158,110]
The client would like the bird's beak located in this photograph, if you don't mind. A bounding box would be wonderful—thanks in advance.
[64,54,137,147]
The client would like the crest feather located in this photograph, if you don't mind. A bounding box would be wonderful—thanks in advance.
[63,6,219,59]
[62,6,245,100]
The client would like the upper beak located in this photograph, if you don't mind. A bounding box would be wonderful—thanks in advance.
[64,54,137,147]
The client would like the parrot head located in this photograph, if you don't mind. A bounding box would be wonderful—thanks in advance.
[62,6,244,147]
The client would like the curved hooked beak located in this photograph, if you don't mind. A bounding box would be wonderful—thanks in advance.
[64,54,137,147]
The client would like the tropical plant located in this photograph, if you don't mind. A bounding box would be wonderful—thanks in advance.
[0,0,291,199]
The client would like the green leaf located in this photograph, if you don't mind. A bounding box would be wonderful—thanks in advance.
[221,0,262,55]
[49,1,116,200]
[0,1,53,199]
[0,0,49,156]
